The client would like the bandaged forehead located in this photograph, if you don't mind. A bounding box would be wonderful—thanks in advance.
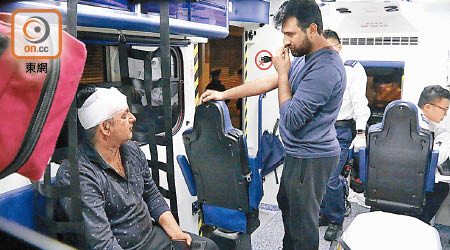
[78,87,128,130]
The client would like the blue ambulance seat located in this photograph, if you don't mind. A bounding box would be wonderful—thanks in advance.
[0,184,45,230]
[177,101,262,234]
[359,100,438,215]
[0,185,74,249]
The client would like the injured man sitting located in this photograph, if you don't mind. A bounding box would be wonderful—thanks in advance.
[55,87,218,250]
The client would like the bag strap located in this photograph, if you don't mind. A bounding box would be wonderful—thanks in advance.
[272,118,280,135]
[143,49,161,181]
[0,57,61,179]
[118,34,134,108]
[0,33,9,56]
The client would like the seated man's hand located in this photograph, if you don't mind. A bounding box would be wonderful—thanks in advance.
[198,90,225,106]
[351,134,366,152]
[171,232,192,246]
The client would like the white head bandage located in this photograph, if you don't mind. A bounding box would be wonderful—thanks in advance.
[78,87,128,130]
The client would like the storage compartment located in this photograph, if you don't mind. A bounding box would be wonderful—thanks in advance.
[140,0,228,27]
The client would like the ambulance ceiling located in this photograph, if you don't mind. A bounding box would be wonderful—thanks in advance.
[318,0,418,35]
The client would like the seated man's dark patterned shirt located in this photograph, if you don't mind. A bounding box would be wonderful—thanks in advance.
[56,140,170,250]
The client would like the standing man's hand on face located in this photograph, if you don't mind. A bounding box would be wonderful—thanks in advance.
[198,90,226,106]
[274,46,292,106]
[273,46,291,77]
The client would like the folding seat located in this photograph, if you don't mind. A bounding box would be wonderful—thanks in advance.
[359,100,438,215]
[177,101,263,249]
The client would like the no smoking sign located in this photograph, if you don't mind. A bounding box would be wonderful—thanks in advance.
[255,50,273,70]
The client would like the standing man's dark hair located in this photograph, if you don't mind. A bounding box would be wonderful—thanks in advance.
[273,0,324,34]
[418,85,450,108]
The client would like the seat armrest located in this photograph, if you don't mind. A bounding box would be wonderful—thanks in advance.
[176,155,197,196]
[359,147,367,183]
[425,150,439,192]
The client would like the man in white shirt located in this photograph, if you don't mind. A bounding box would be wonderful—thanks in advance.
[320,30,371,241]
[416,85,450,223]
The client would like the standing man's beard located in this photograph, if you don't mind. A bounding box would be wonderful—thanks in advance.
[289,37,312,57]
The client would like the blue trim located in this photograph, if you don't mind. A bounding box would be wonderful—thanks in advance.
[182,127,194,136]
[359,61,404,68]
[229,0,270,24]
[203,204,247,233]
[3,1,229,38]
[139,1,228,28]
[80,0,128,10]
[347,146,353,160]
[248,157,263,210]
[381,101,420,133]
[359,147,367,183]
[79,40,189,47]
[425,150,438,192]
[217,101,233,133]
[176,155,197,196]
[79,40,120,45]
[344,60,358,67]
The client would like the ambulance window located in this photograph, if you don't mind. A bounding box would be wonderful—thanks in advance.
[79,44,107,84]
[364,66,404,125]
[126,46,184,140]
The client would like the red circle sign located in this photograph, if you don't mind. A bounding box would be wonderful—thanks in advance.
[255,50,273,70]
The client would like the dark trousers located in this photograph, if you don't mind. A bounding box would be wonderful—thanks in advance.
[320,126,353,224]
[277,155,338,250]
[418,182,450,223]
[141,224,219,250]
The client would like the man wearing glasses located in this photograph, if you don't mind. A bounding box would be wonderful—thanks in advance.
[416,85,450,224]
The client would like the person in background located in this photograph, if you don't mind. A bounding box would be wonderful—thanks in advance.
[55,87,218,250]
[416,85,450,224]
[199,1,346,249]
[319,29,371,241]
[206,69,226,92]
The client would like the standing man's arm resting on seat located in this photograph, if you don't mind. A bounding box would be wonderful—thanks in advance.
[198,73,278,105]
[158,211,192,245]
